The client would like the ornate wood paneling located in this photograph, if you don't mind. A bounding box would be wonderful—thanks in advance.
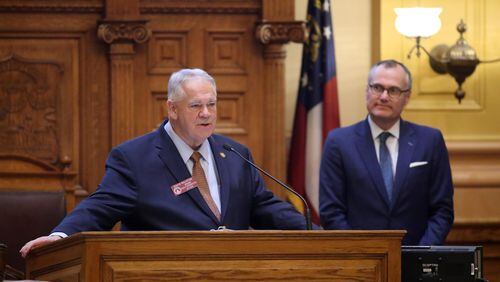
[148,31,189,74]
[205,29,247,75]
[0,54,61,163]
[138,1,305,198]
[0,41,78,166]
[0,3,109,199]
[0,0,305,201]
[217,91,247,135]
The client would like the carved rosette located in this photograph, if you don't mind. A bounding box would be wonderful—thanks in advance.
[97,20,152,45]
[255,21,306,45]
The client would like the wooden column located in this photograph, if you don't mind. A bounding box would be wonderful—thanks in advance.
[97,0,151,146]
[109,41,135,146]
[255,21,306,198]
[262,43,287,197]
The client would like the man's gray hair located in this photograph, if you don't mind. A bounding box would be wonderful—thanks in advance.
[167,68,217,102]
[367,59,413,90]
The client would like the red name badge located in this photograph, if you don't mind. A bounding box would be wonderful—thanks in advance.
[171,177,198,196]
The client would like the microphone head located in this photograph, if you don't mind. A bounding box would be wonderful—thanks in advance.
[222,144,233,151]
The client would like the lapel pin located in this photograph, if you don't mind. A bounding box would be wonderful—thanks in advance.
[408,141,414,146]
[220,152,226,158]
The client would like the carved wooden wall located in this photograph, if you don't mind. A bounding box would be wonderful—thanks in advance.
[0,0,304,205]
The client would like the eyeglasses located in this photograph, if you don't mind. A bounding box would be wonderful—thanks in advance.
[368,83,410,98]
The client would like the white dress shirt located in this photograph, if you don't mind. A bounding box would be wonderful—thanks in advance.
[368,116,399,177]
[165,122,221,212]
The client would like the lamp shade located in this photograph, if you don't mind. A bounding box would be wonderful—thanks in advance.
[394,7,442,38]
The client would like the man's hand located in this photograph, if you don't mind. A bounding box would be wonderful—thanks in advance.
[20,235,62,258]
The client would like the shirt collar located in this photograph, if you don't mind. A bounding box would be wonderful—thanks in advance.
[164,121,211,164]
[367,115,400,140]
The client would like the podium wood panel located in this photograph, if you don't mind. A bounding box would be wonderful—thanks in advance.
[26,230,404,281]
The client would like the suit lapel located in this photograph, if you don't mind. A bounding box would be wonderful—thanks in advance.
[393,120,416,207]
[209,136,230,221]
[355,120,392,208]
[155,122,220,223]
[155,123,191,183]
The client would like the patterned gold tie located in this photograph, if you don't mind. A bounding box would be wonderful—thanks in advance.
[191,151,221,220]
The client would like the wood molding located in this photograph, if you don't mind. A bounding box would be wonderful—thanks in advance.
[140,0,260,14]
[0,154,79,211]
[447,221,500,243]
[447,140,500,153]
[0,0,102,13]
[255,21,307,45]
[447,140,500,188]
[453,169,500,188]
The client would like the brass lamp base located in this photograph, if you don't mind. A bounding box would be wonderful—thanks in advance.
[426,20,480,103]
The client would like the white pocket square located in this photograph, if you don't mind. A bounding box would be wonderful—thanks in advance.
[409,161,428,168]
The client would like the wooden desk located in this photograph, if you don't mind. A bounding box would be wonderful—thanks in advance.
[27,230,404,281]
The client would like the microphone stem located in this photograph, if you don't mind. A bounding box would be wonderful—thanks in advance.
[255,166,312,230]
[228,147,313,230]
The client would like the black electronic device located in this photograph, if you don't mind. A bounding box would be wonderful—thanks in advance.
[402,245,484,282]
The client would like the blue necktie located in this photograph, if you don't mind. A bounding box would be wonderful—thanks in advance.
[379,132,394,203]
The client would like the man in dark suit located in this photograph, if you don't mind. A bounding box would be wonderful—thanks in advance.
[21,68,307,257]
[319,60,454,245]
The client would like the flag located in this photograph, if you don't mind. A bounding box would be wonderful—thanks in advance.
[287,0,340,225]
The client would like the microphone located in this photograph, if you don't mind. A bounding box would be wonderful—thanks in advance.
[222,143,312,230]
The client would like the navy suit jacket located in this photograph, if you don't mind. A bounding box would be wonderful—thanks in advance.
[319,119,454,245]
[54,121,307,235]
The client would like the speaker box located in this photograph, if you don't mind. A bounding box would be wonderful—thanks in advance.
[402,245,483,282]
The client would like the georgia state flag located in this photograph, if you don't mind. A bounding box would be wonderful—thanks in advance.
[287,0,340,224]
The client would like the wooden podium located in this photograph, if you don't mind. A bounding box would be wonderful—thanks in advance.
[26,230,405,281]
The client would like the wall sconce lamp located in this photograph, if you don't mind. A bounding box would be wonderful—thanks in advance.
[394,7,500,103]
